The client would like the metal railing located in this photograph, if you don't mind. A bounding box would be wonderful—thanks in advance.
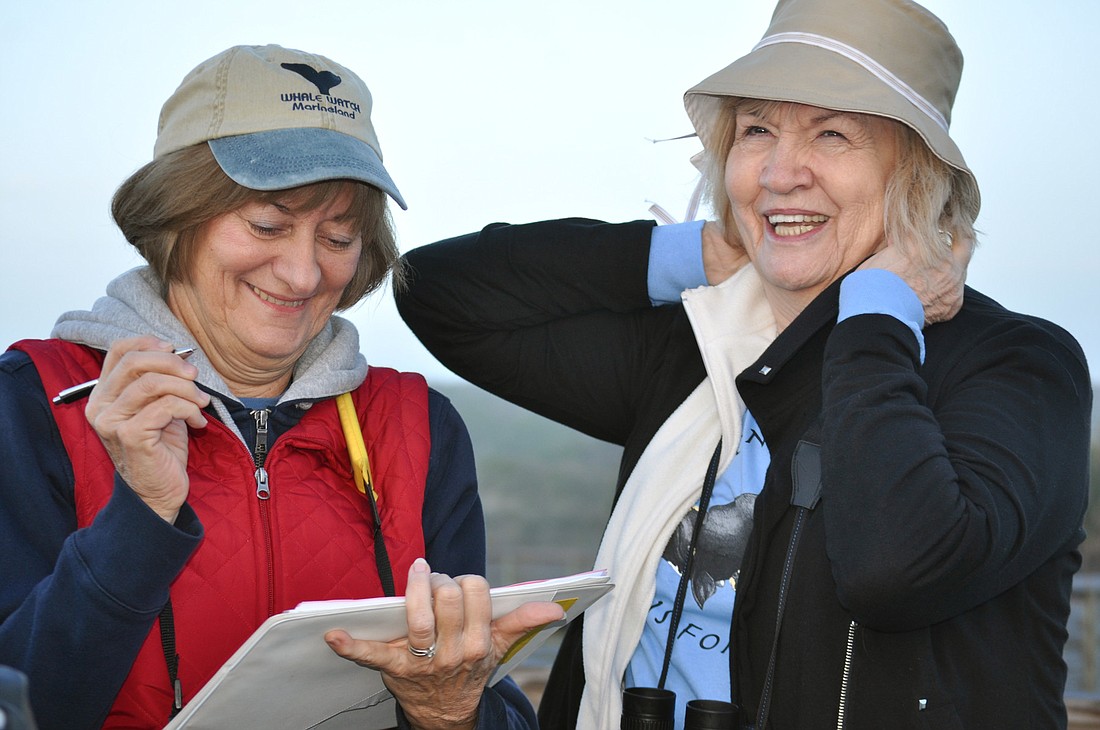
[1070,573,1100,700]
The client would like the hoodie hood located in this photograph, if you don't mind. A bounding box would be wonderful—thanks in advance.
[50,266,368,404]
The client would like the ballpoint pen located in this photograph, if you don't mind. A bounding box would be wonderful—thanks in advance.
[51,347,197,405]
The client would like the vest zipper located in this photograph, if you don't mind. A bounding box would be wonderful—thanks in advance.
[252,408,271,500]
[251,408,276,615]
[836,619,857,729]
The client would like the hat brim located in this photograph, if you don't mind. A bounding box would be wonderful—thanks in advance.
[209,127,407,210]
[685,43,975,197]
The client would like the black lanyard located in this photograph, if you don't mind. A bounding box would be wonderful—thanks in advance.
[657,439,723,689]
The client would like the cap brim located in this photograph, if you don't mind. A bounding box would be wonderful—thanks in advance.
[209,127,407,210]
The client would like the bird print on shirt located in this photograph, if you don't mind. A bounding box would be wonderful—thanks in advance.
[661,492,757,608]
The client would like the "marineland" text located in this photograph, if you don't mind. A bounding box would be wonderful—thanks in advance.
[281,92,361,115]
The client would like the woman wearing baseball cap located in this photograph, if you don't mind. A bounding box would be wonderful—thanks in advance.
[395,0,1091,727]
[0,45,561,729]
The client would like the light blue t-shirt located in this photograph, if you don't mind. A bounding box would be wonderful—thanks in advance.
[624,410,769,725]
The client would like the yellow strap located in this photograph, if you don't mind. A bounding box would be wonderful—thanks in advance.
[336,392,377,501]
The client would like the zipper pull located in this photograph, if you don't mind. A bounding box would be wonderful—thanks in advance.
[255,466,270,500]
[252,409,271,500]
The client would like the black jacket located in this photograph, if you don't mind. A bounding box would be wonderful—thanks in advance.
[396,218,1092,729]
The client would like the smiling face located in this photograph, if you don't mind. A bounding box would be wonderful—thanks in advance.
[724,101,900,327]
[166,188,362,396]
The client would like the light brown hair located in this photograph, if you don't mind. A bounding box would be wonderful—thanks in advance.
[111,143,402,310]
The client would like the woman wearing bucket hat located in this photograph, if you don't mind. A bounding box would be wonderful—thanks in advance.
[0,45,562,730]
[394,0,1092,728]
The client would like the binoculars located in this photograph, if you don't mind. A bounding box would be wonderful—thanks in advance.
[621,686,737,729]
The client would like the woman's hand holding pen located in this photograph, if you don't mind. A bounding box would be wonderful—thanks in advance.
[324,559,566,730]
[85,336,210,524]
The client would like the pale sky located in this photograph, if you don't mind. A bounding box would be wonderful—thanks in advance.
[3,1,1098,387]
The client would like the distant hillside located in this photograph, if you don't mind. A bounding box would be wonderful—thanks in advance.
[1093,386,1099,434]
[433,382,622,585]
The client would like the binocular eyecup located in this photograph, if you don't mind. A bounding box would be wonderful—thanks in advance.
[621,687,737,730]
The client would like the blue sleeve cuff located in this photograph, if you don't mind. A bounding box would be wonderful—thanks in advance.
[648,220,707,306]
[839,269,926,363]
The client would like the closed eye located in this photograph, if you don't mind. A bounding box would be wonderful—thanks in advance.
[324,237,357,250]
[249,222,284,237]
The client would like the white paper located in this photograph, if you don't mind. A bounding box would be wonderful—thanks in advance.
[164,570,612,729]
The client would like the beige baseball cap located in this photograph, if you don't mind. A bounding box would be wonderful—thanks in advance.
[684,0,978,209]
[154,44,406,209]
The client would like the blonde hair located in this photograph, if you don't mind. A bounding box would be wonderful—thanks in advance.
[702,98,980,265]
[111,143,402,310]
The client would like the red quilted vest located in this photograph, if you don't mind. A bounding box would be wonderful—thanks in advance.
[14,339,430,729]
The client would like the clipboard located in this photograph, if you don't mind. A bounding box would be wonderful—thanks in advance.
[164,570,612,729]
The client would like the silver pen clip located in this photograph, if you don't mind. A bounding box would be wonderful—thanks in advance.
[51,347,197,405]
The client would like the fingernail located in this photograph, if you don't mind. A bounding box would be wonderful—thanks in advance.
[413,557,430,573]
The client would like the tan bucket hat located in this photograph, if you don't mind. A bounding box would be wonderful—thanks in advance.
[684,0,978,205]
[154,44,406,209]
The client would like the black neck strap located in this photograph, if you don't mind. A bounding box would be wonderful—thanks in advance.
[657,439,723,689]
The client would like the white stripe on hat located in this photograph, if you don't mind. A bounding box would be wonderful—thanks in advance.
[753,31,949,132]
